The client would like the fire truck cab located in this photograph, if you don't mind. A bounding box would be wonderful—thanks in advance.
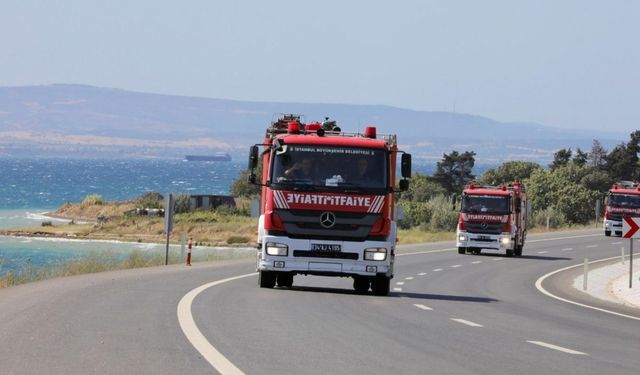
[603,181,640,236]
[247,115,411,295]
[456,182,528,257]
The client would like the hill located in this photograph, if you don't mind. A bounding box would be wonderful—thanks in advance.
[0,84,626,163]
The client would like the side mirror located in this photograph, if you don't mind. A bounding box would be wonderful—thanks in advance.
[248,145,259,170]
[401,153,412,178]
[399,179,409,191]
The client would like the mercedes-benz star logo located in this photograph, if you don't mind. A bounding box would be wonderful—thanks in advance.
[320,211,336,229]
[480,222,489,230]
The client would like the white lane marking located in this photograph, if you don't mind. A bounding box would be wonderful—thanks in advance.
[537,251,549,254]
[493,258,504,261]
[396,281,405,286]
[450,264,462,268]
[178,273,256,375]
[397,233,601,257]
[413,304,433,311]
[561,248,573,251]
[527,233,601,243]
[611,242,622,245]
[526,341,588,356]
[405,276,414,280]
[451,318,483,327]
[535,256,640,321]
[393,287,403,292]
[471,261,482,264]
[586,245,598,248]
[418,272,427,276]
[433,268,443,272]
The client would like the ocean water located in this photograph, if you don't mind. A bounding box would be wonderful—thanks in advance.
[0,157,247,277]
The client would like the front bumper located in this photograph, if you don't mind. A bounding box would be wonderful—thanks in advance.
[257,235,394,277]
[456,231,515,251]
[604,219,622,235]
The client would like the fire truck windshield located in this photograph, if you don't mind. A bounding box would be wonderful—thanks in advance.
[270,145,387,193]
[608,193,640,208]
[461,194,511,214]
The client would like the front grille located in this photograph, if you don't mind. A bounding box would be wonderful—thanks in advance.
[276,209,380,241]
[609,213,623,222]
[463,221,503,235]
[293,250,359,260]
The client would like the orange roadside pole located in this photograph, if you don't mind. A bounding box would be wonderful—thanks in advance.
[186,237,193,266]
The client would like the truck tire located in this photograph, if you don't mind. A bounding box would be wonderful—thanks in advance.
[372,275,391,296]
[353,276,370,293]
[458,247,466,255]
[506,249,514,257]
[515,244,523,257]
[472,248,481,255]
[605,231,611,237]
[259,270,276,288]
[276,272,294,288]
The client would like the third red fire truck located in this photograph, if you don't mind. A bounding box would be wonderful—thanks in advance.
[603,181,640,236]
[456,182,528,257]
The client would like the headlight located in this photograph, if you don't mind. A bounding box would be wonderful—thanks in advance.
[500,237,511,245]
[458,234,467,242]
[266,242,288,256]
[364,247,387,261]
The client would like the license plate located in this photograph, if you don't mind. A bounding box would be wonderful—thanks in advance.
[478,235,490,240]
[311,244,342,252]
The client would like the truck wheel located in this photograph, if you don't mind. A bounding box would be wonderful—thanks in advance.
[515,245,523,257]
[458,247,466,255]
[506,249,514,257]
[353,276,370,293]
[605,231,611,237]
[472,248,481,255]
[276,272,294,288]
[259,271,276,288]
[372,276,391,296]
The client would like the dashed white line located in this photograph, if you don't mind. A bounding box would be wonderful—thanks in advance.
[405,276,414,280]
[413,304,433,311]
[433,268,443,272]
[396,281,405,286]
[493,258,504,261]
[586,245,598,248]
[537,251,549,254]
[471,261,482,264]
[611,241,622,245]
[561,248,573,251]
[450,264,462,268]
[418,272,427,276]
[451,318,483,327]
[393,287,403,292]
[526,341,588,355]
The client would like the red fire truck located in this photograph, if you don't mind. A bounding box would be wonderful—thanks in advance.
[247,115,411,295]
[603,181,640,236]
[456,182,528,257]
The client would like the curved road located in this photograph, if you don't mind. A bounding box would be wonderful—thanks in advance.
[1,229,639,375]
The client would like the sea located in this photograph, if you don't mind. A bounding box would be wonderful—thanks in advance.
[0,157,485,278]
[0,157,250,277]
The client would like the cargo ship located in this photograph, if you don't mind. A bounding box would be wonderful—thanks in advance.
[184,152,231,162]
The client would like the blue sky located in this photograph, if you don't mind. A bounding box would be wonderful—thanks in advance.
[1,0,638,132]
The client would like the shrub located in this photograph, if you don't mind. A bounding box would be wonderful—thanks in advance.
[427,195,458,231]
[82,194,104,206]
[174,193,191,214]
[136,192,164,209]
[530,207,567,229]
[227,236,250,244]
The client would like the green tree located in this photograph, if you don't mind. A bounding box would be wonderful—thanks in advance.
[398,173,446,202]
[588,139,607,168]
[480,161,541,185]
[606,142,637,181]
[573,148,588,166]
[432,150,476,195]
[550,148,572,170]
[231,161,263,198]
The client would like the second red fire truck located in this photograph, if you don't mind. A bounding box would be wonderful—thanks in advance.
[456,182,528,257]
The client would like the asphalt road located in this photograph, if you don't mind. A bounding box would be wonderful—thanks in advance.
[2,228,639,375]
